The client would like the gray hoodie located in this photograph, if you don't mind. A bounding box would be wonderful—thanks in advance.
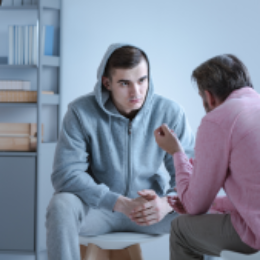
[52,43,194,212]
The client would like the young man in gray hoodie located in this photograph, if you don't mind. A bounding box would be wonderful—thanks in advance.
[46,43,194,260]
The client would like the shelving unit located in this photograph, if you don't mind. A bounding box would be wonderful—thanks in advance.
[0,1,62,260]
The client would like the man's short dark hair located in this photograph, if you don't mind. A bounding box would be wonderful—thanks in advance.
[192,54,253,101]
[103,46,149,80]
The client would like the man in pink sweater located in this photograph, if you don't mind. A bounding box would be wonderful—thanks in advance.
[153,54,260,259]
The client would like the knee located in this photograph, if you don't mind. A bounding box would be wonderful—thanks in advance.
[46,192,80,219]
[170,215,187,243]
[171,215,180,233]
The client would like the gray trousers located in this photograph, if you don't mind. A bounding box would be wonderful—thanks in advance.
[46,192,178,260]
[170,214,258,260]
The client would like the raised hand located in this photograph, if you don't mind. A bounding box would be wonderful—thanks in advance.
[154,124,184,155]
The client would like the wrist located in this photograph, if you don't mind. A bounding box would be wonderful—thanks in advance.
[169,147,184,155]
[162,196,173,213]
[113,196,131,213]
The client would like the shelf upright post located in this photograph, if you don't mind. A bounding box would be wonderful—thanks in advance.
[36,0,43,259]
[59,0,63,134]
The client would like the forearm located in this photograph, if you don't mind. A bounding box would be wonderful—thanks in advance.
[113,196,131,213]
[210,196,236,213]
[52,165,119,211]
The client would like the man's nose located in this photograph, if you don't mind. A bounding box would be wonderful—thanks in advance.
[130,84,139,96]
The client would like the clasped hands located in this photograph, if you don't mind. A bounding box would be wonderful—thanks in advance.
[114,190,187,226]
[114,190,173,226]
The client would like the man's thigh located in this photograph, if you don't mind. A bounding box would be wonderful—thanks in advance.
[124,211,179,235]
[171,214,257,257]
[79,208,127,236]
[80,210,178,236]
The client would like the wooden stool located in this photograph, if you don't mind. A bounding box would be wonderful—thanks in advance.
[79,232,164,260]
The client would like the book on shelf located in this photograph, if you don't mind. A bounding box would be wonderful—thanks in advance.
[8,25,37,65]
[0,90,54,102]
[42,25,54,56]
[0,80,31,90]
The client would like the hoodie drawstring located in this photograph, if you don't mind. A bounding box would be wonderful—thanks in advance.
[109,115,112,146]
[142,108,148,137]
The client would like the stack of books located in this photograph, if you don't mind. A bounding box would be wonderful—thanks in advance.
[0,0,38,6]
[0,80,31,90]
[8,25,38,65]
[0,90,37,102]
[0,123,43,151]
[0,79,35,102]
[0,80,54,102]
[8,25,54,65]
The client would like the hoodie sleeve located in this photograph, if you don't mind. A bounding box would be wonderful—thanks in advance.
[164,106,195,194]
[51,104,120,211]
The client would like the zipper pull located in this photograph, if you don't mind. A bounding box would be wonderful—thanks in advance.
[128,122,132,135]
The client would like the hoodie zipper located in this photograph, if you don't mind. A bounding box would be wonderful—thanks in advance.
[125,121,132,196]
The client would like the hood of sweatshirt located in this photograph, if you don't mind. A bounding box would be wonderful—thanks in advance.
[93,43,154,121]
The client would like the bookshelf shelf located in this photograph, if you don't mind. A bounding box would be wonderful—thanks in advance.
[0,64,37,69]
[42,56,60,67]
[0,6,38,10]
[0,102,37,107]
[42,93,60,105]
[0,95,60,106]
[0,151,37,157]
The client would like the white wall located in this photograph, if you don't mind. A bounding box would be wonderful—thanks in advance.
[61,1,260,259]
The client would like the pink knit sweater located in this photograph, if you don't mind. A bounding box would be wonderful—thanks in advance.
[173,87,260,250]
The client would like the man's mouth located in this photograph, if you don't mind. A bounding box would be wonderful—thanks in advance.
[130,99,141,103]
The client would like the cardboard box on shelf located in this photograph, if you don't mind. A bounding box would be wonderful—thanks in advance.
[0,90,54,102]
[0,123,44,151]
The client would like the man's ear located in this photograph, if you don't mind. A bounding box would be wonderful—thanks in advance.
[102,76,111,91]
[204,90,217,109]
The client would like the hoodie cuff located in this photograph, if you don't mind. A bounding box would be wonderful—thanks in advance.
[99,191,120,211]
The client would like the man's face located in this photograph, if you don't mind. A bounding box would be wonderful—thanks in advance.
[103,58,149,117]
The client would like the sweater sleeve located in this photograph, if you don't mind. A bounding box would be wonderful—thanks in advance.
[164,106,195,194]
[51,104,120,211]
[209,196,236,213]
[173,119,229,215]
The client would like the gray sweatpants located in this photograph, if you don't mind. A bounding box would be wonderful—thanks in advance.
[46,192,178,260]
[170,214,258,260]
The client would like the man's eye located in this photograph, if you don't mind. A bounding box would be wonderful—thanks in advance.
[121,82,128,86]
